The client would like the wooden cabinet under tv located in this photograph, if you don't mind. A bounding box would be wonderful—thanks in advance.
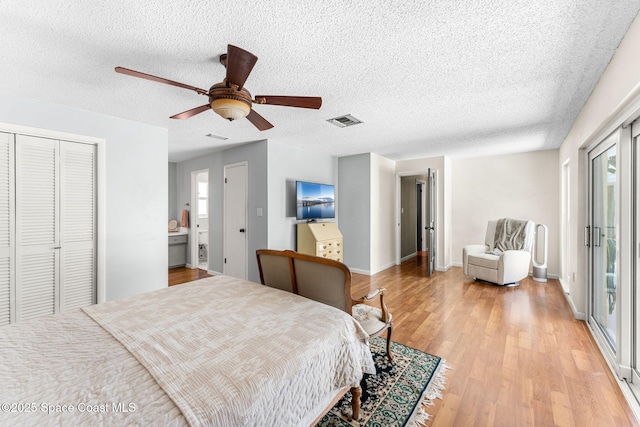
[297,222,343,262]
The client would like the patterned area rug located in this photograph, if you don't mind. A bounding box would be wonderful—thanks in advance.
[315,337,448,427]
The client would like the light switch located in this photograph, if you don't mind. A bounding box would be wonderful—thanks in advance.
[257,208,263,217]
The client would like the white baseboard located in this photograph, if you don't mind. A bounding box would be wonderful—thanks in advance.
[208,269,223,276]
[436,263,454,272]
[563,291,586,320]
[451,261,463,268]
[586,322,640,425]
[372,261,397,275]
[350,268,371,276]
[401,253,417,262]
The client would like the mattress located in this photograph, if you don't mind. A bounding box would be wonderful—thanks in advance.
[0,275,375,426]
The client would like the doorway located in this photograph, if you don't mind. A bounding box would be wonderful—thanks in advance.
[586,126,631,380]
[416,180,426,252]
[398,171,437,275]
[190,169,209,271]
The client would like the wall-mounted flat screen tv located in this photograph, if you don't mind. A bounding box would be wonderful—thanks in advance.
[296,181,335,220]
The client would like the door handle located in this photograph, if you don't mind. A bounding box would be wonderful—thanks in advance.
[239,228,245,233]
[584,226,590,247]
[594,226,602,247]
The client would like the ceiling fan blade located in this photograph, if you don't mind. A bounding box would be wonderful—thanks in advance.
[254,96,322,109]
[115,67,208,95]
[225,45,258,90]
[170,104,211,120]
[246,109,274,131]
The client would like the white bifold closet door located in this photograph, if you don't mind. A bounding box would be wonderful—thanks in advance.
[0,133,96,325]
[0,133,15,326]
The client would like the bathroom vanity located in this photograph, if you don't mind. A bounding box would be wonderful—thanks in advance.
[168,230,188,268]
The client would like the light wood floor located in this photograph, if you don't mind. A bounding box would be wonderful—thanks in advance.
[168,258,638,426]
[351,256,638,427]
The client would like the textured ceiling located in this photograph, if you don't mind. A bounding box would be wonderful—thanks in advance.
[1,1,639,162]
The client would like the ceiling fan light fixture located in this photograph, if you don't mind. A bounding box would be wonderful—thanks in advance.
[210,98,251,121]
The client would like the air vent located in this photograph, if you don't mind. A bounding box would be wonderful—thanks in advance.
[205,133,228,140]
[327,114,363,128]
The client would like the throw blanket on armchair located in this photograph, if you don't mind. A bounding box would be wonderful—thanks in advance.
[494,218,528,252]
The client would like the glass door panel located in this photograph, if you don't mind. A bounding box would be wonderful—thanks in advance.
[591,145,617,349]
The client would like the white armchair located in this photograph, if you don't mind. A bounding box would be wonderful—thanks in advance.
[463,219,535,286]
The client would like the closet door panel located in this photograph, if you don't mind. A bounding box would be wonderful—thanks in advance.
[15,135,59,321]
[19,252,55,321]
[60,141,96,311]
[62,248,94,311]
[0,132,14,326]
[0,258,10,326]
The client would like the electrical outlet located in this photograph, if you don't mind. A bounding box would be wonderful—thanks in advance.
[572,272,575,282]
[257,208,263,217]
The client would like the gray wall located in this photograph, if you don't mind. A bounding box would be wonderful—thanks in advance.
[176,140,268,283]
[338,153,371,271]
[267,141,338,251]
[0,95,168,301]
[168,162,177,221]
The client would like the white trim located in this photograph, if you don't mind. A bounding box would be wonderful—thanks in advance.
[371,261,397,275]
[395,170,440,273]
[207,269,223,276]
[587,321,640,424]
[436,263,453,272]
[563,292,587,320]
[349,267,371,276]
[401,253,417,263]
[0,122,105,305]
[561,158,571,288]
[579,80,640,152]
[190,169,208,270]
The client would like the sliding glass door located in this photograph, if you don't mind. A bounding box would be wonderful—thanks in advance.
[588,125,632,383]
[589,143,618,351]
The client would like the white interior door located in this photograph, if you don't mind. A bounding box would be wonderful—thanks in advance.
[224,162,247,279]
[5,134,97,324]
[425,169,436,276]
[15,134,59,321]
[59,140,96,311]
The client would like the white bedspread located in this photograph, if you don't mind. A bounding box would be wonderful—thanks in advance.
[1,275,375,427]
[0,308,186,426]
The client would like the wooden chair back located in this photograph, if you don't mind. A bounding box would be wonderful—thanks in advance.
[256,249,353,315]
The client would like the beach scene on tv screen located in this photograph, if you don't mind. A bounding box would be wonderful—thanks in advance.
[297,182,335,219]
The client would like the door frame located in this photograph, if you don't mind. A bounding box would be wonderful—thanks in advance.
[190,169,209,270]
[585,125,632,380]
[0,122,105,304]
[223,161,248,279]
[416,179,426,252]
[560,158,571,293]
[395,170,438,268]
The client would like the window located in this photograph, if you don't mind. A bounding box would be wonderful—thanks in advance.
[198,181,208,217]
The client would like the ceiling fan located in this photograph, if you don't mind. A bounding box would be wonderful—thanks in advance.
[115,45,322,131]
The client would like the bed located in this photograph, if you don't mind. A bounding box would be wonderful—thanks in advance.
[0,274,375,426]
